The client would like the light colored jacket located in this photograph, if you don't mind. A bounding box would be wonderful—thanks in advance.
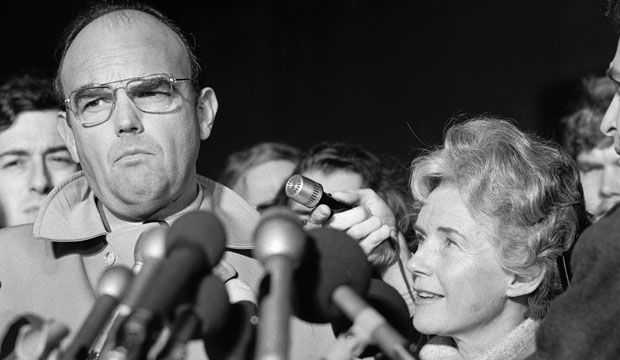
[0,172,334,359]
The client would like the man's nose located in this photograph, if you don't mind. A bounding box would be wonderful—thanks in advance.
[112,90,145,135]
[29,160,53,194]
[601,94,620,137]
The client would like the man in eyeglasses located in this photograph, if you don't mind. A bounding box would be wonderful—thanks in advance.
[0,2,337,359]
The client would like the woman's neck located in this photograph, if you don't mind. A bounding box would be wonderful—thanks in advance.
[452,305,527,359]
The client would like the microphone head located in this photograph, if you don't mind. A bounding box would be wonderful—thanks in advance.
[294,227,372,323]
[331,278,420,357]
[253,206,306,267]
[285,174,324,208]
[166,210,227,270]
[193,274,231,338]
[97,265,134,299]
[133,224,168,273]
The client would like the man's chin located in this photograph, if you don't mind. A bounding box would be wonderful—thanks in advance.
[106,183,171,217]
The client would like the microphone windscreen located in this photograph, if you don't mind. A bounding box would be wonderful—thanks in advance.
[193,273,231,338]
[331,278,420,358]
[253,206,306,266]
[294,227,372,323]
[203,301,257,360]
[133,224,168,273]
[157,274,231,360]
[166,210,227,269]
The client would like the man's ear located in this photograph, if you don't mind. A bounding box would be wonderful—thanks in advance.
[196,87,218,140]
[506,266,546,298]
[57,111,80,163]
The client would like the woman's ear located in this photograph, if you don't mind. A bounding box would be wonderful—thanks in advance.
[196,87,218,140]
[506,266,546,298]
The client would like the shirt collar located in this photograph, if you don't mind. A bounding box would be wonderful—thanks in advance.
[33,171,258,250]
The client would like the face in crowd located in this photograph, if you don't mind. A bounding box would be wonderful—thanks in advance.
[0,110,78,227]
[232,159,297,211]
[576,145,620,221]
[407,183,527,341]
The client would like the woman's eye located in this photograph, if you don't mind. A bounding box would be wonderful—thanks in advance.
[412,232,425,247]
[445,237,459,248]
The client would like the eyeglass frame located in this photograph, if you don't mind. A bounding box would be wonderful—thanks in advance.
[63,73,193,127]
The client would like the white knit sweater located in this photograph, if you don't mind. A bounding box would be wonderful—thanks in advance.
[418,318,539,360]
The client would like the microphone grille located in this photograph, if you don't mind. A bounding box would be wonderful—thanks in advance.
[285,174,303,197]
[285,174,322,208]
[97,265,133,299]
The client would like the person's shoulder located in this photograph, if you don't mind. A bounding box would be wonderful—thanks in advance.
[197,175,258,215]
[579,203,620,244]
[197,175,259,250]
[0,224,37,248]
[0,224,52,263]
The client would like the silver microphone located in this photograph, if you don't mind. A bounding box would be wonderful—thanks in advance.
[285,174,352,211]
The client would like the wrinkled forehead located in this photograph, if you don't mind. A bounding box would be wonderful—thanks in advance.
[60,10,191,96]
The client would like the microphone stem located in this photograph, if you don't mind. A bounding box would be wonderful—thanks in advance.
[331,286,416,360]
[255,255,295,360]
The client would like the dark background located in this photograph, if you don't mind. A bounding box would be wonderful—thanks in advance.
[1,0,617,179]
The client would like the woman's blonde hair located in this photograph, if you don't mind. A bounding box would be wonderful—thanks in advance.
[410,117,588,319]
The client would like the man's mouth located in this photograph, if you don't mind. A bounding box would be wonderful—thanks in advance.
[115,149,153,163]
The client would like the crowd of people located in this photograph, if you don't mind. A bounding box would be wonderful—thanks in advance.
[0,0,620,359]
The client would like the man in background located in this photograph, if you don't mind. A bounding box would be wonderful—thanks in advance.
[219,141,300,212]
[560,75,620,222]
[0,72,79,228]
[526,2,620,358]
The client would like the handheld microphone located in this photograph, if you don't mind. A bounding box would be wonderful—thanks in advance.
[296,228,416,360]
[252,206,306,360]
[285,174,352,212]
[59,265,133,360]
[107,210,227,360]
[285,174,398,268]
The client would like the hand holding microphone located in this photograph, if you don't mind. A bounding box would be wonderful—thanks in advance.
[285,174,352,213]
[285,174,398,268]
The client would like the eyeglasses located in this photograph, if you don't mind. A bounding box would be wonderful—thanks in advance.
[64,73,192,126]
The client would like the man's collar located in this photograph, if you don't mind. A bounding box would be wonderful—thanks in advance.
[32,171,108,242]
[33,172,259,250]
